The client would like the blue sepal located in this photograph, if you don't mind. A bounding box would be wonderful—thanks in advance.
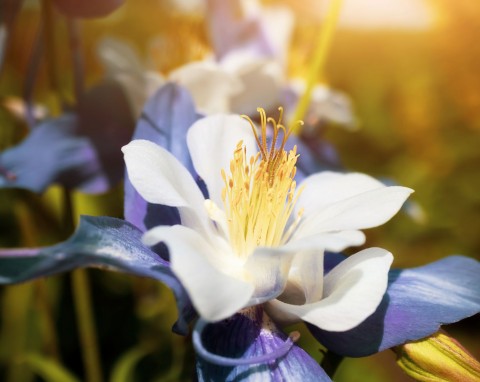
[0,215,193,334]
[310,255,480,357]
[124,82,200,231]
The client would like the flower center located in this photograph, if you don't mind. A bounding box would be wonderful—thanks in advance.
[221,108,304,258]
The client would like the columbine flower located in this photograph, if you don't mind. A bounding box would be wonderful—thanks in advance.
[122,107,412,329]
[1,85,479,380]
[0,81,135,194]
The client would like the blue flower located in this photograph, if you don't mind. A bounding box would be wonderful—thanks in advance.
[0,81,135,194]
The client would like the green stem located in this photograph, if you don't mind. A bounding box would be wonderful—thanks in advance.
[3,284,35,382]
[71,269,103,382]
[35,279,61,361]
[64,187,103,382]
[290,0,344,132]
[63,180,103,382]
[41,1,103,381]
[66,18,85,103]
[40,0,63,111]
[23,20,44,128]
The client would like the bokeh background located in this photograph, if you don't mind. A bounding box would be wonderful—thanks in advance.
[0,0,479,381]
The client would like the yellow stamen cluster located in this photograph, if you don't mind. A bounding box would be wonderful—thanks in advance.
[221,108,304,258]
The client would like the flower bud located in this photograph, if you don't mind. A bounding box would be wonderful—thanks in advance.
[394,331,480,382]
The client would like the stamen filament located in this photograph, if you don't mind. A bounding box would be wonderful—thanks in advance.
[222,108,304,258]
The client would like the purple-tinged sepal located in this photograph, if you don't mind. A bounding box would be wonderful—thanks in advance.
[205,0,296,68]
[195,307,330,381]
[0,115,109,193]
[124,82,200,231]
[310,255,480,357]
[0,81,135,194]
[0,215,193,334]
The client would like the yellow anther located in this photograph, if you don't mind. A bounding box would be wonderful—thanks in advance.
[222,108,304,258]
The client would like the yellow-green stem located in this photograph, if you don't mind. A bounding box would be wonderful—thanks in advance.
[63,187,103,382]
[71,269,103,382]
[3,284,35,382]
[35,279,61,361]
[290,0,344,132]
[41,1,103,381]
[40,0,62,112]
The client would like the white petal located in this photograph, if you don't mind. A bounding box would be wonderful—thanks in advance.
[254,238,325,307]
[204,199,229,238]
[144,71,166,99]
[296,172,386,216]
[287,82,357,129]
[169,60,243,114]
[222,55,283,115]
[295,185,413,241]
[243,245,296,305]
[286,250,324,305]
[143,225,254,322]
[261,6,294,63]
[267,248,392,331]
[286,230,366,253]
[122,140,211,235]
[97,37,144,76]
[187,114,257,207]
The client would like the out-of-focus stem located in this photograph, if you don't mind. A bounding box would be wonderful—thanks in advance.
[4,201,41,382]
[34,279,61,361]
[41,1,103,381]
[41,0,62,111]
[71,269,103,382]
[4,284,35,382]
[66,18,84,102]
[0,0,23,76]
[290,0,344,132]
[63,187,103,382]
[65,13,104,382]
[23,21,44,128]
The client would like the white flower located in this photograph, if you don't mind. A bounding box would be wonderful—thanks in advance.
[97,37,165,117]
[122,110,413,331]
[96,37,282,117]
[169,55,284,116]
[168,60,244,115]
